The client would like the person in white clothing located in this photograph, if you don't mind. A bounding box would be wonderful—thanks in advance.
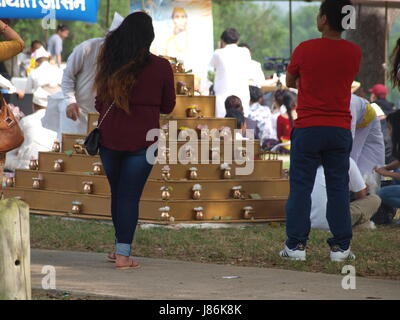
[0,74,24,99]
[5,88,57,171]
[62,13,124,134]
[350,94,385,177]
[311,158,381,231]
[239,43,265,88]
[210,28,252,118]
[25,47,63,97]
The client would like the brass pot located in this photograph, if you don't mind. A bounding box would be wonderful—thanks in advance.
[29,159,38,170]
[189,170,198,180]
[160,211,170,220]
[93,163,102,175]
[5,177,14,188]
[52,141,61,153]
[82,182,93,194]
[73,144,85,154]
[162,171,171,181]
[193,190,201,200]
[223,169,232,179]
[161,190,171,200]
[32,178,42,190]
[195,211,204,220]
[186,108,199,118]
[53,161,63,172]
[233,190,242,199]
[243,209,254,220]
[71,202,82,215]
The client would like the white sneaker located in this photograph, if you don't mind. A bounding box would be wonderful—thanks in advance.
[279,244,306,261]
[330,246,356,262]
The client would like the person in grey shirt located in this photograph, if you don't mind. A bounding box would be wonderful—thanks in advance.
[47,24,69,66]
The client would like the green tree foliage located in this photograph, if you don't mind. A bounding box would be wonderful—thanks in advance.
[212,0,289,64]
[291,4,320,48]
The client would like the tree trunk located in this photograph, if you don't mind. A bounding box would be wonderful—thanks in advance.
[0,199,31,300]
[346,5,398,91]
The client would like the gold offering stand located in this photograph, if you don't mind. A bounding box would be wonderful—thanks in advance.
[3,59,289,224]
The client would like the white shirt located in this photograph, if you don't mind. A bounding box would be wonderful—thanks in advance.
[25,61,63,94]
[61,38,104,134]
[0,74,17,93]
[248,60,265,88]
[310,158,366,231]
[5,109,57,170]
[210,44,252,117]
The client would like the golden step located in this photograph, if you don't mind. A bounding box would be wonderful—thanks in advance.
[170,96,215,118]
[3,188,111,216]
[3,188,285,222]
[86,112,237,134]
[142,179,289,200]
[37,153,282,178]
[61,134,262,160]
[14,170,110,195]
[38,152,103,175]
[139,198,286,221]
[149,161,283,180]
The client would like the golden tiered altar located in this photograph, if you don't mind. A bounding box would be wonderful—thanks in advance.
[2,69,289,224]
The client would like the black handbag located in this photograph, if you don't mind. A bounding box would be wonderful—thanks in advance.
[84,102,114,156]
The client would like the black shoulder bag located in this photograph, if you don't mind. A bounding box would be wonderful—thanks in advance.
[84,102,114,156]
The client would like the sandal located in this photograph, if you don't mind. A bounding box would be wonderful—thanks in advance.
[107,252,116,263]
[116,259,140,270]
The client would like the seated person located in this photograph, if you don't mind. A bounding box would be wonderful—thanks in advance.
[248,86,275,144]
[311,158,381,231]
[25,47,62,95]
[5,88,57,171]
[225,95,260,140]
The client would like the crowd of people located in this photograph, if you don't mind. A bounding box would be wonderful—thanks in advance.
[0,0,399,268]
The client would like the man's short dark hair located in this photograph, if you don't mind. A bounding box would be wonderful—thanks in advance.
[319,0,352,32]
[57,24,69,32]
[249,86,263,103]
[221,28,240,44]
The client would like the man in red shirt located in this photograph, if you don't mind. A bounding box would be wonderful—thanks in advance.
[280,0,362,262]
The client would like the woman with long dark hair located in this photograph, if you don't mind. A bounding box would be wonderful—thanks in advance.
[375,110,400,210]
[94,12,176,269]
[390,38,400,91]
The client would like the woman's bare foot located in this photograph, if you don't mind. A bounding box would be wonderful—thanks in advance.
[115,254,140,270]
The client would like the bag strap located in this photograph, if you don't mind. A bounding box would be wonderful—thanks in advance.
[97,101,114,129]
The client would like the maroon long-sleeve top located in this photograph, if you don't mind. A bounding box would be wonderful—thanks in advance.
[95,54,176,152]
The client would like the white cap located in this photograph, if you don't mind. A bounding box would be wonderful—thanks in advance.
[33,47,50,60]
[33,87,50,107]
[109,12,124,32]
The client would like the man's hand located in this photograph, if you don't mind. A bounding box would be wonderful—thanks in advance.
[15,89,25,99]
[374,166,390,177]
[66,103,80,121]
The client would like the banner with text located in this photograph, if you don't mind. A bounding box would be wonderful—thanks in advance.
[0,0,100,23]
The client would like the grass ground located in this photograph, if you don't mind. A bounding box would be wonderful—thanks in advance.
[30,215,400,280]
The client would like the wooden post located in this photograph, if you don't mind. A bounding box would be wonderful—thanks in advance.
[0,199,31,300]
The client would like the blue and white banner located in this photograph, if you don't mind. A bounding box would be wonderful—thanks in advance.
[0,0,100,23]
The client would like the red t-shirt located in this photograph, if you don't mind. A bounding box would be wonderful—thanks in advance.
[277,115,292,141]
[287,38,362,130]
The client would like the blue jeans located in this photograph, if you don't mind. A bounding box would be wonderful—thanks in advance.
[285,127,353,250]
[100,145,154,257]
[379,178,400,208]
